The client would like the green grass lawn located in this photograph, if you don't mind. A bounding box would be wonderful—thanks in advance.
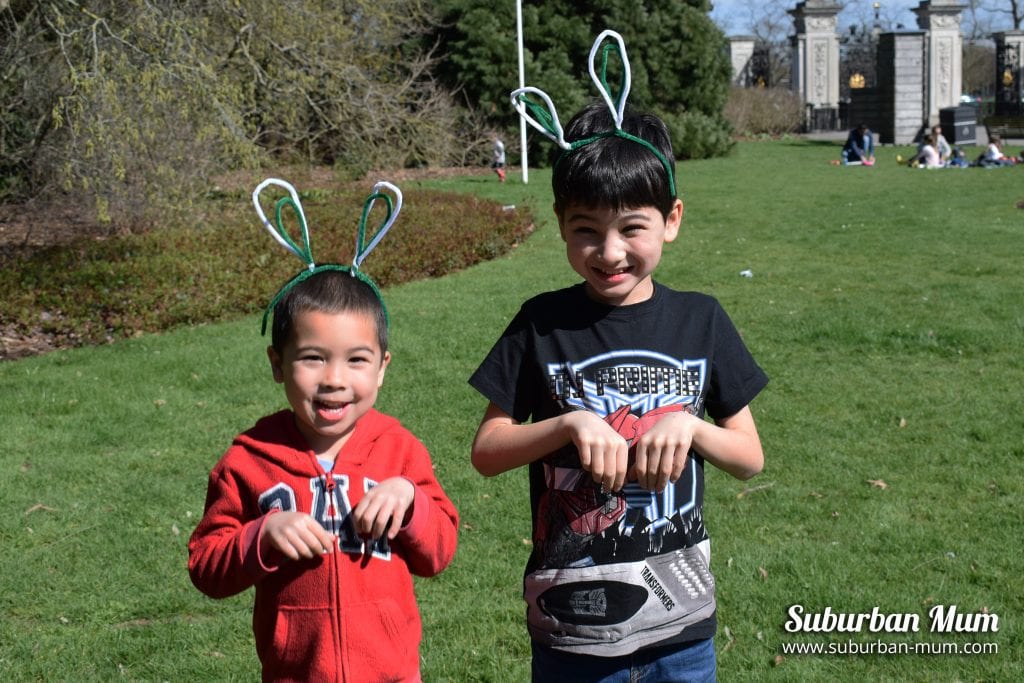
[2,139,1021,681]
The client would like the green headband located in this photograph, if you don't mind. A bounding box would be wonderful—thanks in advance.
[552,129,677,196]
[510,29,676,197]
[251,178,402,336]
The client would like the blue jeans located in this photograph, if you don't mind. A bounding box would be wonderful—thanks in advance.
[531,637,716,683]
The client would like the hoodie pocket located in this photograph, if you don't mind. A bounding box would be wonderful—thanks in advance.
[259,600,418,680]
[343,598,418,680]
[261,605,334,679]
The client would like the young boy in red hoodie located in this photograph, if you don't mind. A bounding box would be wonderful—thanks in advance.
[189,189,459,681]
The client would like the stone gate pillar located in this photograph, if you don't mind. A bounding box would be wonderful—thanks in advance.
[789,1,842,130]
[729,36,757,86]
[874,32,927,144]
[913,0,966,126]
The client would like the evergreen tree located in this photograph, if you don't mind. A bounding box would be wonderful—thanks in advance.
[432,0,734,161]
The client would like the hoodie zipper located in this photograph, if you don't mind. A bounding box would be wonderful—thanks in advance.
[322,468,347,680]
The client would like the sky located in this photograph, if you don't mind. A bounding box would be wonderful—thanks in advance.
[708,0,1017,39]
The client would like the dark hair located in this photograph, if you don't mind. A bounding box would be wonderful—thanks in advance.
[551,99,677,218]
[270,268,388,355]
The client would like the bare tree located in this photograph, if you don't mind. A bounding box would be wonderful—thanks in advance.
[961,0,1022,37]
[983,0,1024,28]
[963,42,997,97]
[1,1,467,229]
[730,0,792,87]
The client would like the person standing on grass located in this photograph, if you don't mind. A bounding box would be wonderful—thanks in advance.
[189,182,458,682]
[492,134,507,182]
[469,31,768,682]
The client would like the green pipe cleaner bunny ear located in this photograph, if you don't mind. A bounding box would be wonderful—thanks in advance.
[252,178,403,335]
[509,29,676,197]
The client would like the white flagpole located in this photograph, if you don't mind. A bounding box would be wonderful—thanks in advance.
[516,0,528,183]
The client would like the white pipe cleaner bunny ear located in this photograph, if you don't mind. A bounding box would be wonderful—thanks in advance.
[588,29,631,128]
[509,29,676,197]
[252,178,404,335]
[353,181,403,272]
[252,178,315,270]
[511,86,571,150]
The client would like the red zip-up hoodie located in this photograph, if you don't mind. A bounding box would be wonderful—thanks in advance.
[188,409,459,682]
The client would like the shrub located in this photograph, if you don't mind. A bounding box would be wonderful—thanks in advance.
[723,87,804,137]
[658,109,736,160]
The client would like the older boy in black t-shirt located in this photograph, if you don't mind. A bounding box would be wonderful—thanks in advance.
[469,90,768,680]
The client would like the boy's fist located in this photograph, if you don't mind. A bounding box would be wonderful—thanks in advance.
[352,477,415,542]
[261,511,337,561]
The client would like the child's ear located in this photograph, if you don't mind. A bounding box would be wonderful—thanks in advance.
[553,203,567,241]
[376,351,392,388]
[267,346,285,383]
[664,199,684,243]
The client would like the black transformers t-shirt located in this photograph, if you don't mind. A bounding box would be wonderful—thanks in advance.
[470,282,768,656]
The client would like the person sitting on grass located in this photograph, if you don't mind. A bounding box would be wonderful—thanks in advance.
[979,135,1015,167]
[189,182,459,682]
[842,122,876,166]
[924,125,952,164]
[914,134,943,168]
[470,31,768,682]
[947,147,970,168]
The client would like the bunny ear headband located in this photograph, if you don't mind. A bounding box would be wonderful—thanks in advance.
[510,29,676,197]
[252,178,403,335]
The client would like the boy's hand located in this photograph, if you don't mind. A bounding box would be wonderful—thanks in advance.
[632,412,698,492]
[352,477,415,541]
[261,511,337,561]
[564,411,630,492]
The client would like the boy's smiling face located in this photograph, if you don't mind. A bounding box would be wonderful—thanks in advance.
[268,309,390,460]
[557,200,682,306]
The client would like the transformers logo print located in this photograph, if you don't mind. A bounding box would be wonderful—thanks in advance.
[536,351,709,570]
[570,587,607,617]
[548,350,704,413]
[538,580,648,626]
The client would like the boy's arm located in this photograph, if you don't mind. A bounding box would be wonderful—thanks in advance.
[471,401,631,492]
[188,468,279,599]
[633,405,763,489]
[693,405,763,480]
[378,432,459,578]
[390,479,458,578]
